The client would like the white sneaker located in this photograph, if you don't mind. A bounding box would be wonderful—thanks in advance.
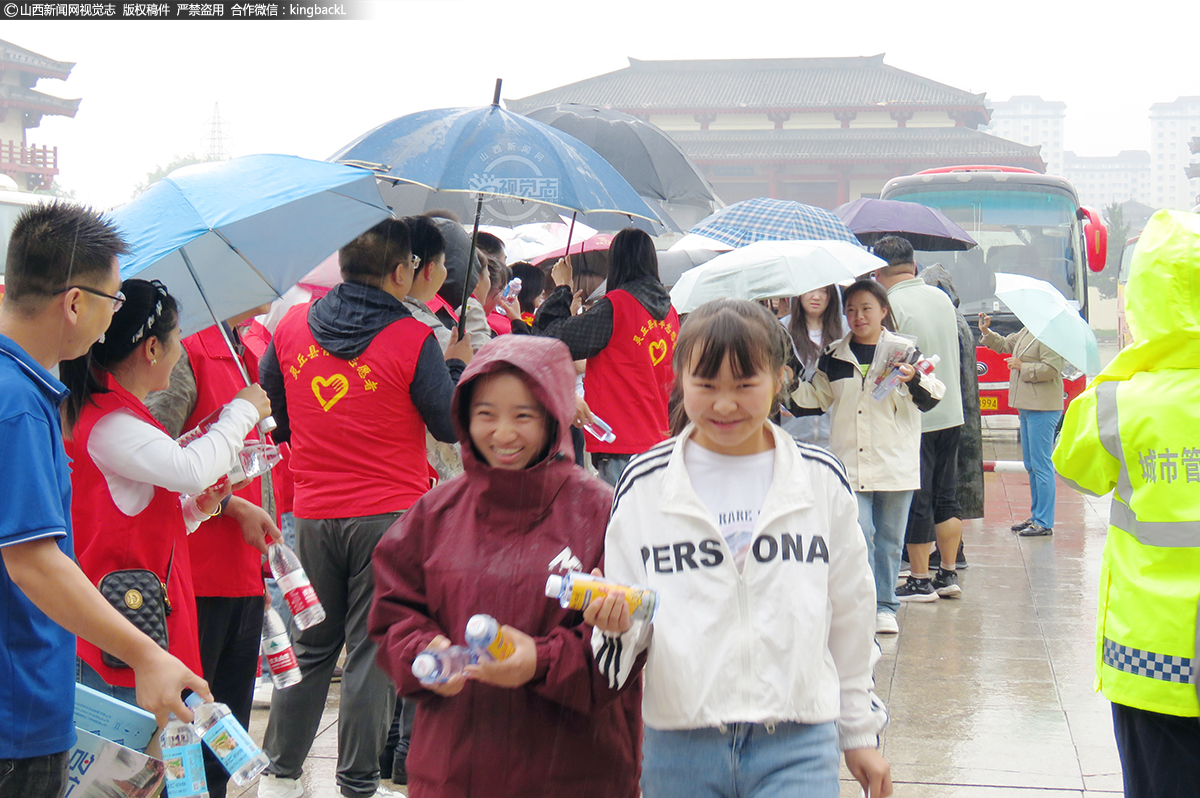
[253,678,274,708]
[875,611,899,635]
[364,786,401,797]
[257,775,303,798]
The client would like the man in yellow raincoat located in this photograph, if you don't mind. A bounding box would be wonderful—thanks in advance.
[1053,209,1200,798]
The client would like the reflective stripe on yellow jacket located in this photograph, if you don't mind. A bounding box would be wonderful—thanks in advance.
[1053,373,1200,717]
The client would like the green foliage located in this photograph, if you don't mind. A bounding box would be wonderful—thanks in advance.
[132,154,217,198]
[1094,201,1130,300]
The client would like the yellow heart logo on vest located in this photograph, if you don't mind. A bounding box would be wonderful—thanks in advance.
[648,339,668,366]
[311,374,350,411]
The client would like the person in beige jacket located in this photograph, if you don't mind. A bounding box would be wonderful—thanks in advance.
[978,314,1065,537]
[792,280,944,634]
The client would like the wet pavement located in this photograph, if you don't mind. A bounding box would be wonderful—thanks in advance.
[234,418,1124,798]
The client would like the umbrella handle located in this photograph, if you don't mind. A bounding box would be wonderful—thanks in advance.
[458,195,485,338]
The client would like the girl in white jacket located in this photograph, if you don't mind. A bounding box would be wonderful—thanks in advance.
[589,299,891,798]
[790,280,943,634]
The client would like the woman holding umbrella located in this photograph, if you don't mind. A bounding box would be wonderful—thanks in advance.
[61,278,274,702]
[537,228,679,486]
[978,313,1065,537]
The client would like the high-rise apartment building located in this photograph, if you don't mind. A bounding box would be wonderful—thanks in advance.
[984,96,1066,175]
[1063,150,1151,208]
[1149,97,1200,210]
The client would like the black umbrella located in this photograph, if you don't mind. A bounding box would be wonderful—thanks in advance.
[524,104,723,226]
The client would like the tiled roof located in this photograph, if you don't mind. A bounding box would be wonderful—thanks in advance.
[0,85,80,118]
[507,55,988,124]
[669,128,1043,168]
[0,40,74,81]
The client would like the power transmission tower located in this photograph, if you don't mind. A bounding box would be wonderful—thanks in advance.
[201,103,232,161]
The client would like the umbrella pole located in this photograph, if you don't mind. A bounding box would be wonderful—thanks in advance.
[563,211,577,279]
[179,249,275,433]
[458,194,484,338]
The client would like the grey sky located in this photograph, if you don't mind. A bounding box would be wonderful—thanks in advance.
[9,0,1197,208]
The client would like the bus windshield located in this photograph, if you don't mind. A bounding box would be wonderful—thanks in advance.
[891,188,1081,317]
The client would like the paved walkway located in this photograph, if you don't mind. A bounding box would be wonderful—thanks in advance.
[235,425,1124,798]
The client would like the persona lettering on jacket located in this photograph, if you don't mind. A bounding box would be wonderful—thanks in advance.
[640,534,828,573]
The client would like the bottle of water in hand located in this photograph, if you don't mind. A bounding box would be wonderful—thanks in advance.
[412,646,476,685]
[160,713,208,798]
[260,606,302,689]
[267,541,326,630]
[183,694,269,786]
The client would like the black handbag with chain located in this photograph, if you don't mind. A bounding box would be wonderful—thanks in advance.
[96,547,174,669]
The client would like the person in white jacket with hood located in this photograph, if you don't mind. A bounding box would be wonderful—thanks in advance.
[588,299,891,798]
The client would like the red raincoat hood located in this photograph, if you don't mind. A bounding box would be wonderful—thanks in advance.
[451,336,579,519]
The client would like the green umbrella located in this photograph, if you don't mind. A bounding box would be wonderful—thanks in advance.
[994,272,1101,374]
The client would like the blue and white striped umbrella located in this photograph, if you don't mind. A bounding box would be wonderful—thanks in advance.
[688,197,858,249]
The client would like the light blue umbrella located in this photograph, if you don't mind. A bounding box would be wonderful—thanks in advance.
[689,197,859,249]
[330,87,663,231]
[331,80,666,331]
[994,272,1101,374]
[112,154,392,342]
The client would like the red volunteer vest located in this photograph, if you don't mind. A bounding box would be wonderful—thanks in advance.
[69,377,202,687]
[273,303,433,518]
[583,289,679,455]
[180,326,264,597]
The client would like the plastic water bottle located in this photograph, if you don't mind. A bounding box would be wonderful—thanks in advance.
[581,414,616,443]
[183,694,269,786]
[160,713,208,798]
[545,572,659,622]
[464,614,515,661]
[412,646,476,685]
[267,541,326,630]
[232,442,283,481]
[500,276,522,301]
[260,606,301,689]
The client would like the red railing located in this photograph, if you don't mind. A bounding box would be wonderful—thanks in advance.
[0,140,58,172]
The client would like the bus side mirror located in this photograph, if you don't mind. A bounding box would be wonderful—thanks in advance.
[1077,206,1107,273]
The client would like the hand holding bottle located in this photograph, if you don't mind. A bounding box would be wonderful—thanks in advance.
[419,636,469,697]
[582,569,634,635]
[234,384,271,421]
[463,625,537,689]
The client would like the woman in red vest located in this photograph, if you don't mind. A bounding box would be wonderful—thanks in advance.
[539,228,680,486]
[60,279,272,703]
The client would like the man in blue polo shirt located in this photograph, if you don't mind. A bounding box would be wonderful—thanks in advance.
[0,203,209,798]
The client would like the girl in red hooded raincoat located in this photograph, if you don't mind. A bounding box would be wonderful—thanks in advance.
[369,335,643,798]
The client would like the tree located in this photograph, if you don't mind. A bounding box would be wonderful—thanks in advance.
[1096,201,1129,300]
[132,154,216,198]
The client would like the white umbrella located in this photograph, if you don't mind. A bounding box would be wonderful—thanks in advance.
[670,239,883,314]
[994,273,1101,374]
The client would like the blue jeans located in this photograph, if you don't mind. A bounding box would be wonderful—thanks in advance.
[592,453,633,488]
[76,657,138,706]
[642,721,839,798]
[856,490,913,615]
[1019,409,1060,528]
[0,750,68,798]
[265,511,297,630]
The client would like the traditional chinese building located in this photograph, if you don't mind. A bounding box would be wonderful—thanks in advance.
[0,39,80,191]
[506,55,1044,210]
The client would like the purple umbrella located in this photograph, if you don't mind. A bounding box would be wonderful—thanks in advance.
[835,197,977,251]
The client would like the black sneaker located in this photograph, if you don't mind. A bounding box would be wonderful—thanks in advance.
[895,576,939,603]
[1011,518,1034,532]
[931,568,962,598]
[930,547,968,570]
[1019,523,1053,537]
